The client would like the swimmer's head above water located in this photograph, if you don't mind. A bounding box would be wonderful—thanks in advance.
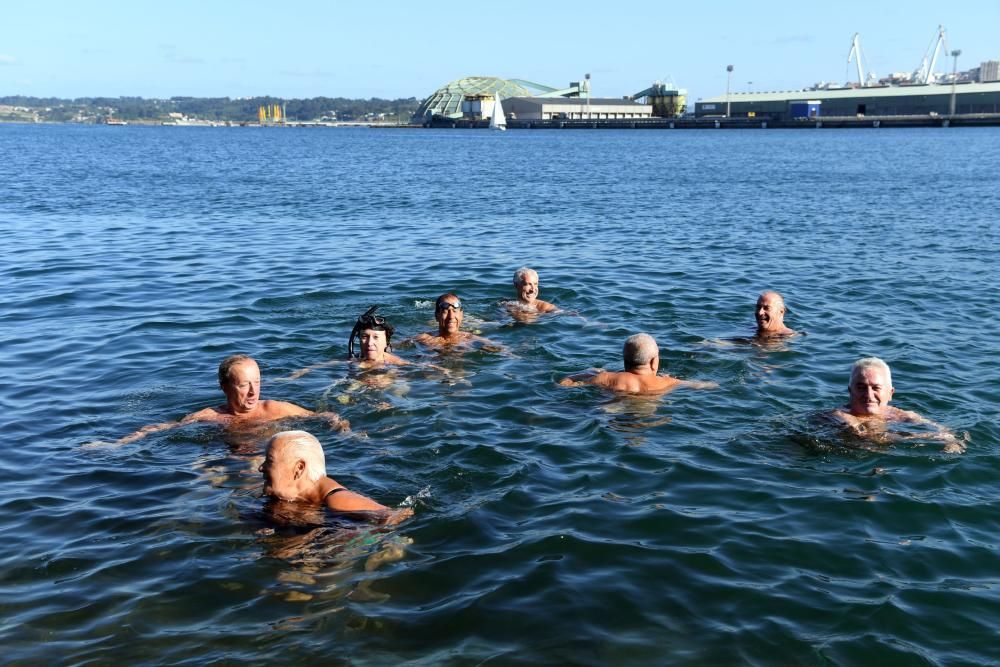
[349,306,395,360]
[847,356,894,417]
[755,291,795,337]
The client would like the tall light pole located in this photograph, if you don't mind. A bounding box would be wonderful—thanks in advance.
[726,65,734,117]
[949,49,962,116]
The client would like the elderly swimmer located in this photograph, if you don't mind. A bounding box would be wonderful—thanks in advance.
[349,306,409,367]
[413,293,502,350]
[111,355,348,444]
[830,357,964,453]
[754,291,796,338]
[509,267,558,314]
[261,430,413,525]
[560,333,717,395]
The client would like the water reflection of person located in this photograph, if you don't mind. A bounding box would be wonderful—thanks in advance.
[560,333,717,395]
[828,357,965,454]
[260,430,413,525]
[104,355,348,446]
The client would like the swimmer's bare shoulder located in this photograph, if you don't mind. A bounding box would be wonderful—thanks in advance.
[258,399,314,419]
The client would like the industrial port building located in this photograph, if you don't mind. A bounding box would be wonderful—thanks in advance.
[414,75,680,124]
[695,81,1000,120]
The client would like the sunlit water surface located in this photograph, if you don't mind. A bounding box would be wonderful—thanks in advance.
[1,124,998,664]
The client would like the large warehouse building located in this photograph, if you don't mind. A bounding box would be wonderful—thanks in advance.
[695,81,1000,120]
[414,75,674,124]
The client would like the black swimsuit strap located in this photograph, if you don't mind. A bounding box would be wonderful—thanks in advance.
[322,487,347,502]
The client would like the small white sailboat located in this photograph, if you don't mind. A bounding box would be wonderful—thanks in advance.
[490,92,507,131]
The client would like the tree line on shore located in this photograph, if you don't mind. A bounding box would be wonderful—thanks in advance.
[0,95,420,123]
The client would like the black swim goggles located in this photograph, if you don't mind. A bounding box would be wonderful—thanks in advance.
[435,300,462,312]
[348,305,395,358]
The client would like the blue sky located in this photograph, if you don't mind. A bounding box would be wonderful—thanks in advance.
[1,0,997,103]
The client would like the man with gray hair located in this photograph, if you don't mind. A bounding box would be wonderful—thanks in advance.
[509,267,558,317]
[559,333,717,395]
[831,357,964,453]
[260,430,413,524]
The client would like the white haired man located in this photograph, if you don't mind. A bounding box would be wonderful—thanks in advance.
[559,333,717,395]
[510,267,557,315]
[831,357,964,453]
[260,430,413,525]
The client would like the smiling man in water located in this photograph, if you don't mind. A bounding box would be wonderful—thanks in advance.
[510,267,558,314]
[830,357,963,453]
[261,430,412,525]
[754,291,796,338]
[111,354,347,444]
[413,293,500,350]
[559,333,717,395]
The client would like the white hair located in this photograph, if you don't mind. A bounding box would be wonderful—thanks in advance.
[623,333,658,369]
[268,430,326,482]
[851,357,892,388]
[513,267,538,285]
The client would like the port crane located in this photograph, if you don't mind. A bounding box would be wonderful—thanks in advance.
[846,33,876,87]
[913,25,949,84]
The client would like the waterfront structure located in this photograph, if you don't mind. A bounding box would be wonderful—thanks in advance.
[414,76,598,123]
[695,81,1000,120]
[501,97,651,121]
[630,81,686,118]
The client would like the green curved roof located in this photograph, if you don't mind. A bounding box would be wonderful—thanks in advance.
[413,76,533,120]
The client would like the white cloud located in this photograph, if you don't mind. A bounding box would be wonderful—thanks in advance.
[0,54,17,65]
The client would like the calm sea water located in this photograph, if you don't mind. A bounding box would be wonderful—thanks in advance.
[1,124,998,664]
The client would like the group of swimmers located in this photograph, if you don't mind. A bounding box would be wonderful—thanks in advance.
[106,268,965,526]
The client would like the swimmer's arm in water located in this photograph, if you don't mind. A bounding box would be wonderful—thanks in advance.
[893,409,966,453]
[558,368,603,387]
[280,359,345,381]
[475,335,512,355]
[325,484,414,525]
[315,411,351,433]
[677,379,719,390]
[107,407,221,445]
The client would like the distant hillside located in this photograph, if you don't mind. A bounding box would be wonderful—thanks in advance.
[0,95,420,123]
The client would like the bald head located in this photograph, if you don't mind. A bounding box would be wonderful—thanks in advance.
[755,291,789,334]
[266,430,326,483]
[623,333,659,371]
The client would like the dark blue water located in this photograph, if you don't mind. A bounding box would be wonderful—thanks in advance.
[1,124,998,664]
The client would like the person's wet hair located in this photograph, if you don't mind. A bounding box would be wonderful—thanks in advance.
[348,306,395,358]
[435,293,461,311]
[218,354,254,386]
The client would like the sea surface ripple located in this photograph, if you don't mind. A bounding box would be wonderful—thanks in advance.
[0,124,997,664]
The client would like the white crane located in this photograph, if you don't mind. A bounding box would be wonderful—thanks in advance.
[847,33,868,87]
[914,25,949,84]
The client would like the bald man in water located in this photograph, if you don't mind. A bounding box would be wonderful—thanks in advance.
[261,430,412,525]
[830,356,964,453]
[413,293,501,350]
[755,291,796,338]
[559,333,717,395]
[112,354,347,444]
